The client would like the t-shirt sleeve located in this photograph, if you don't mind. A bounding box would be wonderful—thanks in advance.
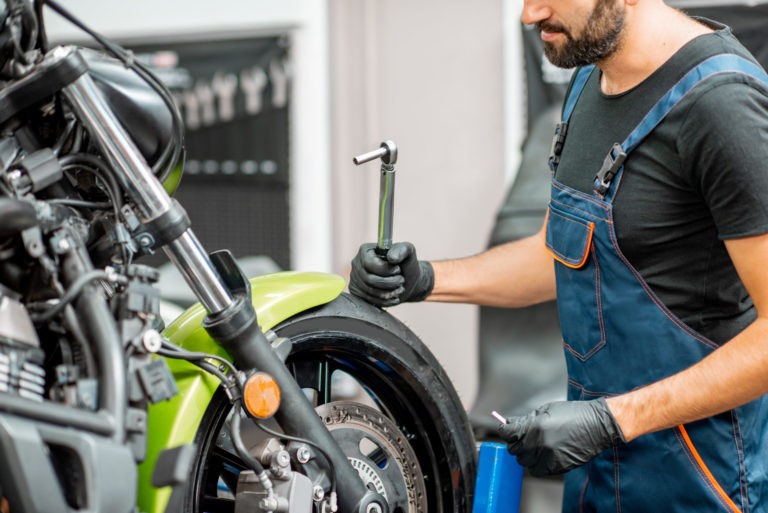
[678,76,768,239]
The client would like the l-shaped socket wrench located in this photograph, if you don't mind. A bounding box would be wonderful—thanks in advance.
[353,140,398,257]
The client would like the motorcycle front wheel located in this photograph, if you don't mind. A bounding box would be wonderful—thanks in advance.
[184,293,476,512]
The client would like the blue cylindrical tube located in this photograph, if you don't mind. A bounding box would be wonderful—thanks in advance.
[472,442,524,513]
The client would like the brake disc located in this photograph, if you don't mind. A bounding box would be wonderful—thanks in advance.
[315,401,427,513]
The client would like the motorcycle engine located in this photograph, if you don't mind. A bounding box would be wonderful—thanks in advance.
[0,291,45,402]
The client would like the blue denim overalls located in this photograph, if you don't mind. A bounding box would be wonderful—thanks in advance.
[546,54,768,512]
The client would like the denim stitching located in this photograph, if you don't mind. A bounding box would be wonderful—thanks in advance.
[562,247,607,362]
[603,215,720,350]
[613,445,622,513]
[550,197,607,223]
[579,473,590,513]
[546,210,592,265]
[730,410,748,511]
[552,179,612,211]
[675,428,738,512]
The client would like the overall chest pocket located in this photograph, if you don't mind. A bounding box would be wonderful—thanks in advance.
[546,202,606,361]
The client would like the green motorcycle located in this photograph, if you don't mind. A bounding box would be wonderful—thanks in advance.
[0,1,476,512]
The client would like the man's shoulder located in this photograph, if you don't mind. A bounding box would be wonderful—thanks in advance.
[655,29,757,83]
[641,28,768,121]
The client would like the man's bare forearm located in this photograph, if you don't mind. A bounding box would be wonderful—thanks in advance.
[428,228,557,308]
[607,317,768,441]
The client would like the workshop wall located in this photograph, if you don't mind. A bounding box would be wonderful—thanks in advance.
[329,0,512,408]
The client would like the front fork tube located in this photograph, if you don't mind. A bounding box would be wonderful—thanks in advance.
[62,66,385,512]
[203,291,385,513]
[62,70,233,313]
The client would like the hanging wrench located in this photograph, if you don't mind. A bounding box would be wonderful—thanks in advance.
[353,140,398,257]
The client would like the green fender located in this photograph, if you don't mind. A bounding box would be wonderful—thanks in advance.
[137,271,346,513]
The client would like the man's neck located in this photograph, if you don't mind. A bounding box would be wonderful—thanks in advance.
[598,7,713,95]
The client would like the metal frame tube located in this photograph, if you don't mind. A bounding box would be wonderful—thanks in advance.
[0,394,114,436]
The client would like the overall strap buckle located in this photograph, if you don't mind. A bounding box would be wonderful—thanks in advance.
[548,122,568,171]
[593,143,627,196]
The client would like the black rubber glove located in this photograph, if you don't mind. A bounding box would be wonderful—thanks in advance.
[348,242,434,307]
[498,398,626,477]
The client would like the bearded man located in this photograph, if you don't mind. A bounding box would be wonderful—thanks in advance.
[349,0,768,510]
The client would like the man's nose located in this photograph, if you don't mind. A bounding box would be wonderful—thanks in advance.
[520,0,552,26]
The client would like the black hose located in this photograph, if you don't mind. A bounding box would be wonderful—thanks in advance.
[59,153,123,212]
[47,198,110,209]
[160,339,238,377]
[230,403,267,474]
[59,250,127,443]
[0,197,37,239]
[155,346,232,386]
[29,269,111,322]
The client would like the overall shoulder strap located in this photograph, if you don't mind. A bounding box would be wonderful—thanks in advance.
[548,65,596,172]
[596,54,768,198]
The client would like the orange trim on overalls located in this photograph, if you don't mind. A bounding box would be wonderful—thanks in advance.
[678,424,742,513]
[545,221,596,269]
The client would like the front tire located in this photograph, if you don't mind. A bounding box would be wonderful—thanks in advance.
[185,293,476,512]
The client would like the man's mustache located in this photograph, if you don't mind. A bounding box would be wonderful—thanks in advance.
[537,21,571,38]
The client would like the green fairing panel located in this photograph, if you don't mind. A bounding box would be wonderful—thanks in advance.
[137,271,346,513]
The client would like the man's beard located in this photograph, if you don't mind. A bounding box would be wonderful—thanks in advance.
[539,0,625,68]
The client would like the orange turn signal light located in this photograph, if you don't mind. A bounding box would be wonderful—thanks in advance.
[243,372,281,419]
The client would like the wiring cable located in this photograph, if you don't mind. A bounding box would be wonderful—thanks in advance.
[59,153,132,263]
[159,339,238,377]
[29,268,118,322]
[155,346,232,386]
[230,402,268,474]
[47,198,110,209]
[41,0,185,181]
[60,153,123,213]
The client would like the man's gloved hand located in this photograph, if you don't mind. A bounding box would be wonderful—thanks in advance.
[349,242,434,307]
[498,398,626,476]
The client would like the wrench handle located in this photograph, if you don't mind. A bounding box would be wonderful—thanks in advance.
[377,163,396,255]
[353,147,388,165]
